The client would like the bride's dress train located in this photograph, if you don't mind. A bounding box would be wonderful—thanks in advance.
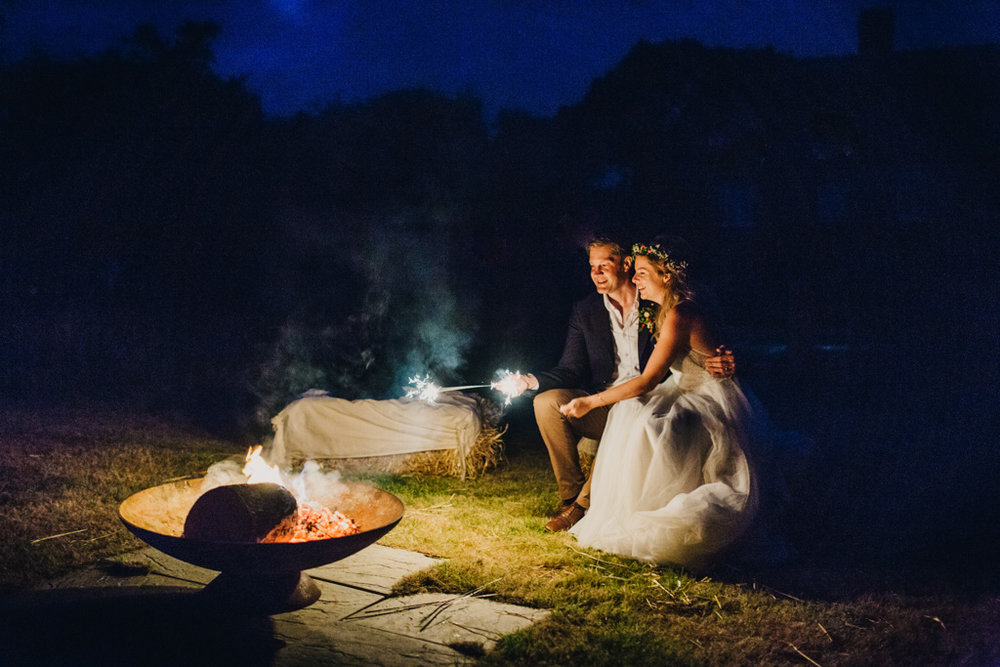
[571,349,758,567]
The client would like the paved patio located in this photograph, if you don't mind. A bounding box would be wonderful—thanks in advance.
[0,543,549,665]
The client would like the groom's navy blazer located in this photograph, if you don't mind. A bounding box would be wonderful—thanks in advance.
[536,292,656,395]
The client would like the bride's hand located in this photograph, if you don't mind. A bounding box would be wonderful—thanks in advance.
[705,346,735,379]
[559,396,593,419]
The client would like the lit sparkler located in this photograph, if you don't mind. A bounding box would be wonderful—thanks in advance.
[490,369,524,406]
[406,375,494,402]
[405,375,443,402]
[405,372,526,407]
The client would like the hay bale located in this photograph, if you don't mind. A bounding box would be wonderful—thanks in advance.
[284,394,506,479]
[290,423,506,479]
[578,437,598,478]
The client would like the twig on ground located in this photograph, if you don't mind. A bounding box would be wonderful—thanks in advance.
[924,615,947,631]
[761,583,804,602]
[420,577,503,631]
[341,577,503,627]
[449,621,497,641]
[81,532,114,543]
[407,496,456,515]
[162,474,199,483]
[650,576,692,604]
[818,622,834,643]
[787,642,822,666]
[342,598,449,620]
[569,546,627,568]
[31,528,86,544]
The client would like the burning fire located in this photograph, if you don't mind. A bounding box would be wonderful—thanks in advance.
[263,502,360,543]
[241,446,360,541]
[243,445,285,485]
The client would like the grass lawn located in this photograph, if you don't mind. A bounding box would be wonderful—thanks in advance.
[1,402,998,665]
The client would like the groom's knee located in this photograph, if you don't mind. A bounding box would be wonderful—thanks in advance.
[533,389,561,417]
[534,388,579,425]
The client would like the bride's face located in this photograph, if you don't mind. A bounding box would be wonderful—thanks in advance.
[632,255,668,303]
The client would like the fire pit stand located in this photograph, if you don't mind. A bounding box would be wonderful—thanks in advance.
[119,478,404,614]
[202,571,320,612]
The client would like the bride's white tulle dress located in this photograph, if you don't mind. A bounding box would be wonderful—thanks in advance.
[571,348,758,567]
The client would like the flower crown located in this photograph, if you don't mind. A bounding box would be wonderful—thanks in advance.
[630,243,688,279]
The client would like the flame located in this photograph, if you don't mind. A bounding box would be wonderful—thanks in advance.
[234,447,360,542]
[243,445,285,486]
[241,446,315,504]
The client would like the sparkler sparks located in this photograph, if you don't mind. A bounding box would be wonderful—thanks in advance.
[405,375,443,402]
[491,369,524,406]
[404,371,526,407]
[405,376,492,402]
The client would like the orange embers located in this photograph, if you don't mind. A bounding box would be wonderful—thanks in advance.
[262,503,360,543]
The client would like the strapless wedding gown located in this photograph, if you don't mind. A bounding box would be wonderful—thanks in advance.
[571,348,757,567]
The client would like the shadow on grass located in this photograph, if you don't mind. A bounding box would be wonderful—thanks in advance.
[0,587,284,667]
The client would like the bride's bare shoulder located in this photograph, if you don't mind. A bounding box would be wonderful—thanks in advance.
[673,299,704,320]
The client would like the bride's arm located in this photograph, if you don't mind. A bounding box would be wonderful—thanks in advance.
[560,308,688,418]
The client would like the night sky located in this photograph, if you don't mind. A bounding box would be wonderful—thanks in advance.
[4,0,999,118]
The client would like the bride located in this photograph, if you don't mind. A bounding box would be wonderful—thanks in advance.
[560,237,757,568]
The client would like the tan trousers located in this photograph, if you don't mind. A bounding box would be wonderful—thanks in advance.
[533,388,610,510]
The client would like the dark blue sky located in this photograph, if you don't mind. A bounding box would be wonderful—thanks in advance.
[4,1,999,117]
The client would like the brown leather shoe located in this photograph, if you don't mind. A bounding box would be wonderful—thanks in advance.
[548,498,577,519]
[545,503,585,532]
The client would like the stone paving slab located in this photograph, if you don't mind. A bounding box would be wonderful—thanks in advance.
[341,592,549,651]
[35,549,215,591]
[3,543,548,665]
[309,543,440,595]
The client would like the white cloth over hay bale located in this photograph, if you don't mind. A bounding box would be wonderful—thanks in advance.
[268,391,504,479]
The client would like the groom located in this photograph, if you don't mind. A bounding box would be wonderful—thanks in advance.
[505,236,734,531]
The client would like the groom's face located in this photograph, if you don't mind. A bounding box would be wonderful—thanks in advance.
[588,244,628,295]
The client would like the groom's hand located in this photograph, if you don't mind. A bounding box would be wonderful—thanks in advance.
[705,346,735,379]
[502,372,538,397]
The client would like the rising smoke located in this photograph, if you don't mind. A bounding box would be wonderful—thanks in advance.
[356,212,477,392]
[250,206,480,424]
[200,455,350,503]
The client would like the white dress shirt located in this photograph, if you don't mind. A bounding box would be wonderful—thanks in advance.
[603,293,640,386]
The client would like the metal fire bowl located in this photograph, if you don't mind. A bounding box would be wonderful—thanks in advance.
[119,478,404,612]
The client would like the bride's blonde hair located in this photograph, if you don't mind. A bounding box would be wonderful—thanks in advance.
[631,236,695,336]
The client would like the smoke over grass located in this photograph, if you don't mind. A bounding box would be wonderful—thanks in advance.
[250,207,480,426]
[358,214,477,391]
